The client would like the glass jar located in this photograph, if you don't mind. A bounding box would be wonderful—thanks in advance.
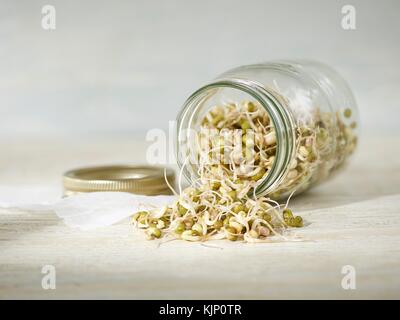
[176,60,359,199]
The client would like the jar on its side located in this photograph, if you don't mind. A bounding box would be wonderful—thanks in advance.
[176,60,359,199]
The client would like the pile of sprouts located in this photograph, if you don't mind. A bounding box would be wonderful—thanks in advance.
[132,100,357,242]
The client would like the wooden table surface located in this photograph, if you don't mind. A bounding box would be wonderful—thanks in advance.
[0,134,399,299]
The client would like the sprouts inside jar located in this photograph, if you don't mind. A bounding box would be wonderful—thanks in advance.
[133,101,302,242]
[132,95,357,242]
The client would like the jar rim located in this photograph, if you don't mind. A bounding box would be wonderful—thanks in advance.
[176,78,296,197]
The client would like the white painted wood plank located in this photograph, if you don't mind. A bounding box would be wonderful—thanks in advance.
[0,136,399,299]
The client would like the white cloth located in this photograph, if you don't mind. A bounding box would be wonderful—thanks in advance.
[0,186,175,230]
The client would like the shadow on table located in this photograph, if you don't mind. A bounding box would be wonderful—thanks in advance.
[290,189,400,212]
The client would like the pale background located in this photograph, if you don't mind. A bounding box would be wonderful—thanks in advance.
[1,0,400,300]
[0,0,399,139]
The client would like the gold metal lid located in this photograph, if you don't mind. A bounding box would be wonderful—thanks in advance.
[63,165,175,196]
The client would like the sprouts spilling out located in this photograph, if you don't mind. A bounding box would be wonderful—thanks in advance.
[132,100,357,242]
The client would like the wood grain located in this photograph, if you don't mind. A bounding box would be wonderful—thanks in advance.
[1,135,399,299]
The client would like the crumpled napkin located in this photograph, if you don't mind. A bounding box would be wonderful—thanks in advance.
[0,185,175,230]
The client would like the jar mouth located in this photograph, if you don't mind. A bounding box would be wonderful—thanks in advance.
[176,78,296,197]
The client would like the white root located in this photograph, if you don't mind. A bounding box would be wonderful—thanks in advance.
[132,99,357,243]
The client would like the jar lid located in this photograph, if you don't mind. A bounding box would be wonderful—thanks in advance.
[63,165,175,196]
